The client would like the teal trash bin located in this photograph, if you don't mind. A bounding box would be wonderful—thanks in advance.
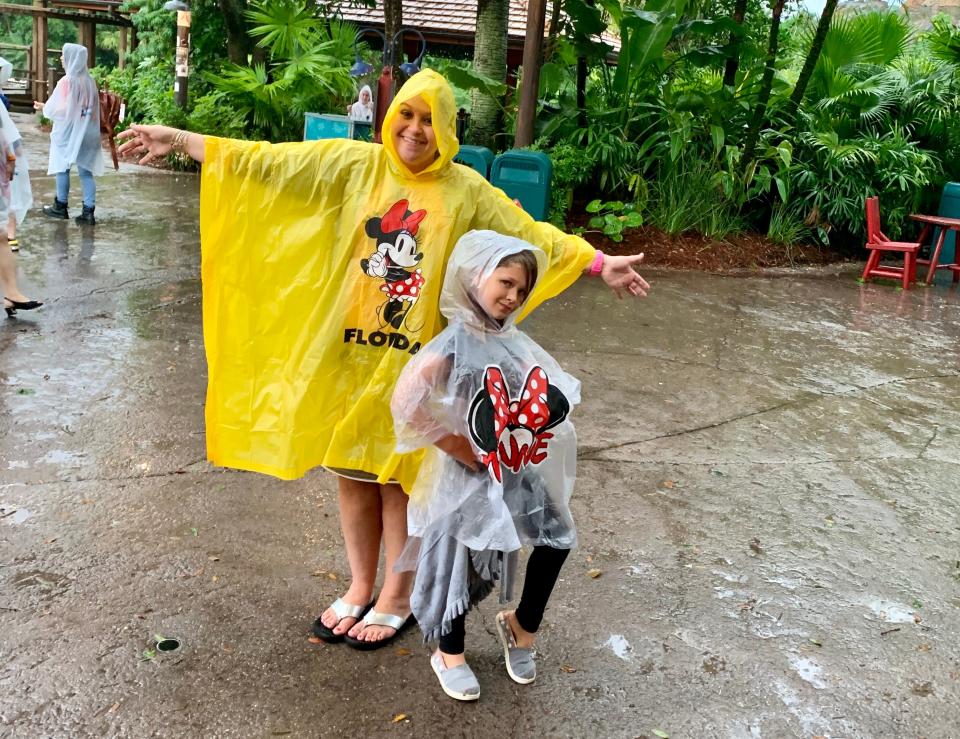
[454,145,494,179]
[304,113,353,141]
[934,182,960,266]
[490,151,553,221]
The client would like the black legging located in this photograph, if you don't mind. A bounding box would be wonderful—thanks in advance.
[439,545,570,655]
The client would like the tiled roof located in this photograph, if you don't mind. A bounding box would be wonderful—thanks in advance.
[334,0,619,49]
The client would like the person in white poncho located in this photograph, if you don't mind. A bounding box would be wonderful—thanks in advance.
[1,127,43,317]
[0,57,33,251]
[391,230,581,702]
[34,43,103,225]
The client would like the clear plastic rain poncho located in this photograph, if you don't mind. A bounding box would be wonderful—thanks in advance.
[43,43,103,176]
[0,57,32,223]
[391,231,580,641]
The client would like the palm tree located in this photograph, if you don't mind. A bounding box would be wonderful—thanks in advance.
[742,0,786,167]
[722,0,748,88]
[785,0,840,123]
[468,0,509,149]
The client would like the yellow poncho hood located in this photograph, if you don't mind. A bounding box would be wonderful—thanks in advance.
[199,70,596,491]
[381,69,459,179]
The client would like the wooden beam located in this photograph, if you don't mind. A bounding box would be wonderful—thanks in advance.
[0,3,132,27]
[514,0,547,148]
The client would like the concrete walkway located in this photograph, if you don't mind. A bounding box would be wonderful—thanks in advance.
[2,115,959,737]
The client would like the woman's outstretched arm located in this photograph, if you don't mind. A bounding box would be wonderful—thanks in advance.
[116,125,206,164]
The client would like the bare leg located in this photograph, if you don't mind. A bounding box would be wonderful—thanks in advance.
[347,482,414,642]
[6,214,14,240]
[1,238,31,304]
[319,477,381,636]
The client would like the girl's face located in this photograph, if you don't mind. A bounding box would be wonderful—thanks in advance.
[477,263,530,321]
[390,95,438,173]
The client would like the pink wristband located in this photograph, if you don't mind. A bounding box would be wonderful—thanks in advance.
[589,250,605,277]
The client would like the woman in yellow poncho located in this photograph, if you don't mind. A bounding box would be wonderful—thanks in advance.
[118,70,649,649]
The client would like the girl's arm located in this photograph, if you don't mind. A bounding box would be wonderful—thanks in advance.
[117,125,206,164]
[392,352,481,471]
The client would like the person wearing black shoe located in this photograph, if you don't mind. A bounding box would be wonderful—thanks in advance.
[34,44,103,226]
[1,129,42,318]
[1,58,32,249]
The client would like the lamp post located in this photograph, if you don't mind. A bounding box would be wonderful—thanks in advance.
[163,0,190,109]
[350,27,426,142]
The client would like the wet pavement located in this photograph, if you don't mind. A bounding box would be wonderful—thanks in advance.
[2,115,960,738]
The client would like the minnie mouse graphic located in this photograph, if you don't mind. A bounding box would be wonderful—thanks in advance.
[468,365,570,482]
[361,199,428,330]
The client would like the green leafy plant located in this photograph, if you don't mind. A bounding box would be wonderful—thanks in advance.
[584,199,644,242]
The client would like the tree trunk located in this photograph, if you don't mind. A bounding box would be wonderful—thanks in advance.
[545,0,562,62]
[384,0,403,57]
[515,0,548,148]
[785,0,839,123]
[721,0,748,88]
[742,0,786,167]
[219,0,250,65]
[468,0,508,149]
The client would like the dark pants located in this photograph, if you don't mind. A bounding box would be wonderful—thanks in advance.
[438,545,570,655]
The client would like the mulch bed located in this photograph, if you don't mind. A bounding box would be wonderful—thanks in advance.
[576,223,844,272]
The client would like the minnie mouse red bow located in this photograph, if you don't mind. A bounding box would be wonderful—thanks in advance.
[484,366,551,439]
[380,199,427,235]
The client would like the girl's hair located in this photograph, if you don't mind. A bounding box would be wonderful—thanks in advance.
[496,250,538,296]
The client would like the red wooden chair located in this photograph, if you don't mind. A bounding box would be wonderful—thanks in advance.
[861,197,921,290]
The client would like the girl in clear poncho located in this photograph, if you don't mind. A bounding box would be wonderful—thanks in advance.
[0,57,33,250]
[392,230,580,701]
[35,43,103,225]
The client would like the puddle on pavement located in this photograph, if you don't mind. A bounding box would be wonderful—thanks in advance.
[603,634,633,661]
[6,508,35,524]
[790,655,827,689]
[37,450,86,467]
[863,598,915,623]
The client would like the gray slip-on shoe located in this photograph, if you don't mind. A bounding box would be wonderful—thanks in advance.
[496,611,536,684]
[431,652,480,701]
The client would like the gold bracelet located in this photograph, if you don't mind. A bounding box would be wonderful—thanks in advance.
[171,129,188,153]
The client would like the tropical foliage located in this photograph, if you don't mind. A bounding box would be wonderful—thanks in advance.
[6,0,959,250]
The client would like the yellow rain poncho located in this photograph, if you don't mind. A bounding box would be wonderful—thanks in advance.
[199,69,596,490]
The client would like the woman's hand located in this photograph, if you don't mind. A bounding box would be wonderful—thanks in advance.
[435,434,481,472]
[116,125,175,164]
[117,125,206,164]
[33,101,43,111]
[601,253,650,299]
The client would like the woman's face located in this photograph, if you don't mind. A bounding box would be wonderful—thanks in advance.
[390,95,438,173]
[360,89,371,105]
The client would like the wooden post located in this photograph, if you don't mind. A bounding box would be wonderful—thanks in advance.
[514,0,547,148]
[33,0,49,101]
[174,10,191,108]
[78,20,96,66]
[118,26,127,70]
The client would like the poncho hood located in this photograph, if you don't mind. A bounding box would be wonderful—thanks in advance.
[381,69,459,179]
[62,43,89,78]
[440,230,547,333]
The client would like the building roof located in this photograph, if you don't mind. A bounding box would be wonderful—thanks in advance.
[334,0,619,52]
